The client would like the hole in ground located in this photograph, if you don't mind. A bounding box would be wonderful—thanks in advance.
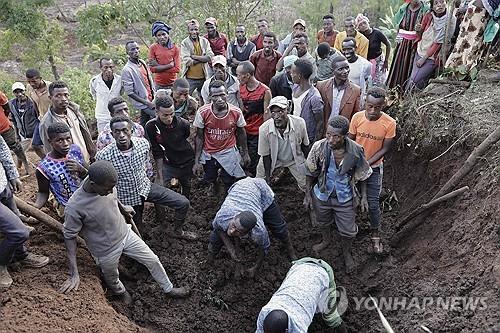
[111,142,499,332]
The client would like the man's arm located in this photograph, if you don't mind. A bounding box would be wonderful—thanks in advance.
[236,127,251,166]
[59,237,80,293]
[2,101,11,116]
[193,127,204,175]
[381,32,392,70]
[245,247,265,278]
[276,39,296,72]
[313,112,324,141]
[262,155,272,183]
[33,170,50,208]
[216,229,240,261]
[263,89,272,121]
[128,93,155,110]
[367,138,394,166]
[89,78,97,101]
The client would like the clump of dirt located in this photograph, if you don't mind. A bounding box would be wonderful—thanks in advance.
[1,75,499,333]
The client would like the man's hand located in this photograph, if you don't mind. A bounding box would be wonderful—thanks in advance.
[66,159,85,176]
[59,273,80,294]
[382,59,389,70]
[416,57,427,68]
[415,23,422,33]
[9,178,22,193]
[149,59,159,66]
[303,193,313,211]
[245,266,258,279]
[122,205,135,222]
[360,196,369,213]
[241,153,251,167]
[146,101,156,110]
[192,162,204,177]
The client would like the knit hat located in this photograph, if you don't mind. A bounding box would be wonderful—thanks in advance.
[151,21,172,37]
[283,55,299,68]
[354,14,369,27]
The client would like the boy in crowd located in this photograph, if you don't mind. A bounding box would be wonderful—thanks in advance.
[348,87,396,254]
[145,94,195,198]
[33,123,87,217]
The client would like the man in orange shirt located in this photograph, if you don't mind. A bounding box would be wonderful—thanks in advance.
[348,87,396,254]
[149,21,181,90]
[0,91,30,175]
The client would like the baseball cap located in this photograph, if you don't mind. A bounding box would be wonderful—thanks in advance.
[212,55,227,67]
[293,19,306,28]
[283,55,299,68]
[12,82,26,92]
[205,17,217,26]
[269,96,289,109]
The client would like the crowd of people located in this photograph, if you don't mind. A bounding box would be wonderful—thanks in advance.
[0,1,497,330]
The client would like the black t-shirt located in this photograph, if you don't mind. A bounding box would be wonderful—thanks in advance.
[104,77,114,90]
[363,28,389,60]
[144,116,195,168]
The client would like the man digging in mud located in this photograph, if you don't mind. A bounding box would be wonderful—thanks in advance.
[208,177,297,278]
[304,115,371,273]
[60,160,190,303]
[256,257,348,333]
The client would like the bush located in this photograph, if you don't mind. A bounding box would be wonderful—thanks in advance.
[61,68,94,119]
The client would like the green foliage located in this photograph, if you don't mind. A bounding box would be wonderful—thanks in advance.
[61,68,94,118]
[0,70,16,97]
[76,3,125,49]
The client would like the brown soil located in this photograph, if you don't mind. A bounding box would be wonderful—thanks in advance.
[1,77,499,333]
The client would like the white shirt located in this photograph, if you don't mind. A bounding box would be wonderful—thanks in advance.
[292,88,309,117]
[89,73,122,121]
[330,84,345,119]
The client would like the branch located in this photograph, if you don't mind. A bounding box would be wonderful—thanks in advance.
[243,0,263,21]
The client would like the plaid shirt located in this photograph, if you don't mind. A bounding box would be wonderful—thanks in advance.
[95,137,151,206]
[0,135,19,193]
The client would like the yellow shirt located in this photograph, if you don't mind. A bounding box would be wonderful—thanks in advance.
[334,31,369,59]
[185,40,205,79]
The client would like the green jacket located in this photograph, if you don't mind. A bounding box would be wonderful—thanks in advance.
[393,1,430,27]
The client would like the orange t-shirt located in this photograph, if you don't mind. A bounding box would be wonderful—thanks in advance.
[0,91,11,133]
[317,30,338,48]
[349,110,396,166]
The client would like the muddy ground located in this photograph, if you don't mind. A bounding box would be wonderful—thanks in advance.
[1,78,499,332]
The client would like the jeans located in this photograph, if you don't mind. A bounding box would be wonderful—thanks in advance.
[94,226,173,295]
[132,183,190,225]
[0,187,29,266]
[186,78,205,96]
[31,124,43,146]
[209,201,289,253]
[247,134,259,176]
[366,165,383,230]
[202,158,236,187]
[139,108,156,127]
[163,163,193,198]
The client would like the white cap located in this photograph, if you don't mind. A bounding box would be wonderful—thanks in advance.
[12,82,26,92]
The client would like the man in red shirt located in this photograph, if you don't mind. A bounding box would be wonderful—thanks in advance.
[236,61,272,176]
[0,91,30,175]
[250,19,270,50]
[193,80,250,194]
[148,21,181,89]
[249,32,282,86]
[204,17,229,57]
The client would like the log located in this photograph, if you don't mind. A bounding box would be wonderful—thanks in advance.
[396,186,469,229]
[432,126,500,200]
[429,79,471,87]
[14,196,86,247]
[391,186,469,246]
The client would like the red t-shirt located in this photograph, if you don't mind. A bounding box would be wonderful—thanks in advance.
[250,34,264,50]
[193,103,246,154]
[249,50,281,86]
[240,82,268,136]
[139,63,153,102]
[0,91,11,133]
[204,32,229,56]
[148,43,181,87]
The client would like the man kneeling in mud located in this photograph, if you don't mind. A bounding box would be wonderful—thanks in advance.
[60,160,189,303]
[208,177,297,278]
